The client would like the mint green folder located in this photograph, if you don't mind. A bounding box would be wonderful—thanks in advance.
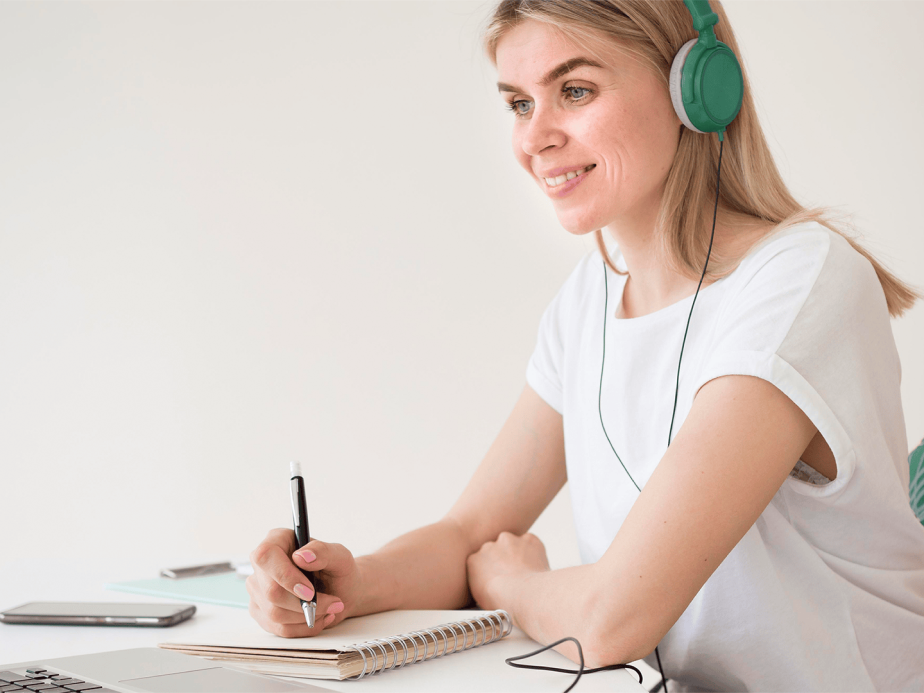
[104,572,249,608]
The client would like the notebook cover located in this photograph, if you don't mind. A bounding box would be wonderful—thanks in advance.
[161,609,505,651]
[104,572,250,608]
[160,609,511,681]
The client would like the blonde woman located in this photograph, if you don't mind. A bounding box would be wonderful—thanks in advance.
[246,1,924,689]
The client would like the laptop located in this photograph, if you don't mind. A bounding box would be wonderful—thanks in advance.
[0,647,335,692]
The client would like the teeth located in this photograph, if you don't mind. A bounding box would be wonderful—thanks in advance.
[544,164,594,187]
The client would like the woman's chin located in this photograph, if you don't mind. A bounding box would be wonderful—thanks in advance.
[556,214,601,237]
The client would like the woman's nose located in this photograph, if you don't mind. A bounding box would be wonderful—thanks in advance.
[518,105,566,157]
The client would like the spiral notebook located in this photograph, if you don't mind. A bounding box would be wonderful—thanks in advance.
[159,609,512,681]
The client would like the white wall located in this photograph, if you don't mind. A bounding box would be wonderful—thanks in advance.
[1,1,922,590]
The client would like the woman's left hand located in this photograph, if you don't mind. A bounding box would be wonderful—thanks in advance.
[466,531,551,610]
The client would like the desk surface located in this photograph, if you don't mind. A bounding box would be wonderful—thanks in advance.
[0,566,647,693]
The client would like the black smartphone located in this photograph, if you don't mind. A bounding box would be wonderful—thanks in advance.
[0,601,196,627]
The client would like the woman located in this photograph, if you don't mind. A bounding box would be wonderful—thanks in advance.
[247,1,924,689]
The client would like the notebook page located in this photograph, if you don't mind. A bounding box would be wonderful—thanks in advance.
[160,609,502,653]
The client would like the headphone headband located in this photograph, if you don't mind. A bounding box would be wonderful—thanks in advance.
[683,0,718,40]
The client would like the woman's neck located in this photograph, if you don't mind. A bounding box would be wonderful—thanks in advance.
[608,219,766,320]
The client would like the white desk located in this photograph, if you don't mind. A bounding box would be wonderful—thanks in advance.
[0,564,647,693]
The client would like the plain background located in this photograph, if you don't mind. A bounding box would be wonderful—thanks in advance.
[1,0,922,604]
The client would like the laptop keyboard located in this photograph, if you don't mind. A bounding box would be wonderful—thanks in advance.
[0,668,117,693]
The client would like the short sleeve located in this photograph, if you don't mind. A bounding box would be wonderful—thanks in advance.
[526,253,599,415]
[691,225,894,496]
[526,283,567,415]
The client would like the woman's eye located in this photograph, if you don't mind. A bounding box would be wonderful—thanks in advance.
[566,86,591,101]
[504,86,593,118]
[506,99,533,117]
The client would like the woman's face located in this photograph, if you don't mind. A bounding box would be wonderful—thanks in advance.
[495,20,682,237]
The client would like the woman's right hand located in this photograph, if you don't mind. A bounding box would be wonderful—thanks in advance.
[247,528,364,638]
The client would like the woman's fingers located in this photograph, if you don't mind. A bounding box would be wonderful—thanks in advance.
[257,565,313,611]
[264,527,298,553]
[249,590,347,638]
[250,538,316,607]
[248,530,356,637]
[246,573,304,622]
[292,539,354,577]
[320,597,346,628]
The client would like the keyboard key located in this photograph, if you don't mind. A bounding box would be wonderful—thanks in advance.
[39,689,71,693]
[22,686,57,692]
[45,682,79,687]
[62,686,100,691]
[23,673,45,677]
[0,675,31,684]
[0,685,26,692]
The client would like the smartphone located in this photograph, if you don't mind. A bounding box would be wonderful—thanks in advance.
[0,601,196,627]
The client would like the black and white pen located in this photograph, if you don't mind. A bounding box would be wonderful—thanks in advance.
[289,460,316,627]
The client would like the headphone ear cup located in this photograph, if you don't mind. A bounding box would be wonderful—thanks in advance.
[698,46,744,127]
[670,38,704,134]
[671,37,744,135]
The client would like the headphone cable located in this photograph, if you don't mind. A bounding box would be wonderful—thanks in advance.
[597,132,725,693]
[505,133,725,692]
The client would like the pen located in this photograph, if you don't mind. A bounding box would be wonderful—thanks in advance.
[289,460,316,628]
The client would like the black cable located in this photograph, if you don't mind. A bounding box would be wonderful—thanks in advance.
[597,133,725,693]
[653,644,668,693]
[667,135,725,447]
[506,134,726,692]
[599,264,641,493]
[505,636,643,692]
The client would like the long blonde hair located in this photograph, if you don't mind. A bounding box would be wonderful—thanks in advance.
[482,0,919,317]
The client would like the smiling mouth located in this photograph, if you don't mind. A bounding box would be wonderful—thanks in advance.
[543,164,596,188]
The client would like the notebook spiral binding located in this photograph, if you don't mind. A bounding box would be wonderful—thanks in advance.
[345,609,513,680]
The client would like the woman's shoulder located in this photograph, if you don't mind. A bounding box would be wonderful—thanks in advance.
[732,221,829,277]
[728,220,880,302]
[712,220,892,358]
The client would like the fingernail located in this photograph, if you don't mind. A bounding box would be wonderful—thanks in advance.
[327,602,344,615]
[294,583,314,600]
[324,613,335,625]
[296,550,316,564]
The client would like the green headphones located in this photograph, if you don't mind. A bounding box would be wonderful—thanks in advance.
[670,0,744,141]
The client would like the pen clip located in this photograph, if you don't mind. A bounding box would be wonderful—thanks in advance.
[290,478,301,527]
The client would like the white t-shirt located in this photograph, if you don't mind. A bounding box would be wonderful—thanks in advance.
[526,221,924,691]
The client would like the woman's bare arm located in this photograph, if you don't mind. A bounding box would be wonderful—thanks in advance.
[351,383,567,617]
[480,374,818,667]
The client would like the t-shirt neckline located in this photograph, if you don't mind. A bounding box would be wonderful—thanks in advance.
[602,221,819,328]
[605,247,726,328]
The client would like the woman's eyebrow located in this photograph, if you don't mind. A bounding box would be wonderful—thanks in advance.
[497,57,603,94]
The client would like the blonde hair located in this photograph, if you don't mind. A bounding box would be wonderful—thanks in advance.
[483,0,919,317]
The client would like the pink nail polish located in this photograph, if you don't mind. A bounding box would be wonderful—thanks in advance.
[327,602,344,615]
[294,583,314,600]
[296,550,316,564]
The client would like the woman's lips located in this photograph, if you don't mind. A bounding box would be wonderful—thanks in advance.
[542,164,595,198]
